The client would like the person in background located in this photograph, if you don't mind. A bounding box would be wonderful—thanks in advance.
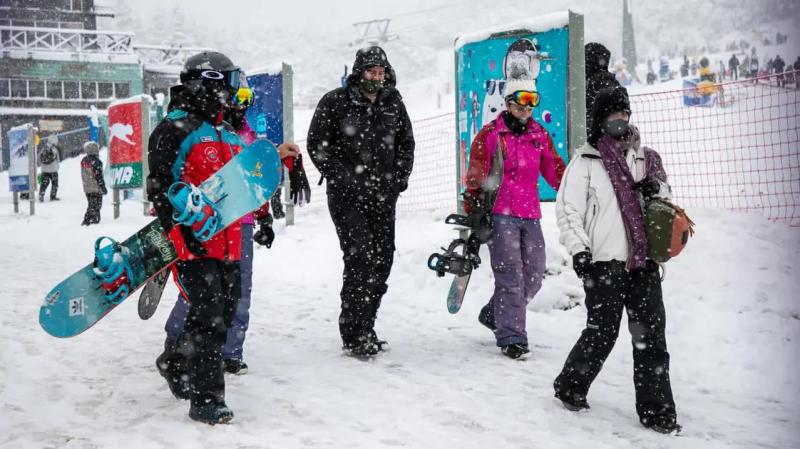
[79,141,107,225]
[584,43,620,135]
[773,54,786,87]
[38,135,61,202]
[728,53,740,80]
[466,76,565,359]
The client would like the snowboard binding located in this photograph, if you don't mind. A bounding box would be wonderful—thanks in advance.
[167,181,221,242]
[92,236,134,304]
[427,236,482,277]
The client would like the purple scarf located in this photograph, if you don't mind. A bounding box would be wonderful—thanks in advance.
[595,134,648,270]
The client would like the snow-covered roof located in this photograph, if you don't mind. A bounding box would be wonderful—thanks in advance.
[0,107,107,117]
[142,64,183,74]
[9,123,31,132]
[247,63,286,76]
[108,94,154,109]
[1,49,140,65]
[454,11,572,50]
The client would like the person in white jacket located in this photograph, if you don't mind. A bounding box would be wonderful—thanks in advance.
[552,86,680,434]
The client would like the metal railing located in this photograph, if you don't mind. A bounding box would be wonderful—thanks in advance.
[133,44,213,68]
[0,26,134,54]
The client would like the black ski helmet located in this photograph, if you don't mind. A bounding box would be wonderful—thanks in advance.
[180,51,241,100]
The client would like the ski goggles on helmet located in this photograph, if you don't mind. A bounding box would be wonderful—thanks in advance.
[195,68,241,91]
[507,90,540,108]
[233,87,254,108]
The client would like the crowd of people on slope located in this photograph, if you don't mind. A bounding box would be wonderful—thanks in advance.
[133,42,684,435]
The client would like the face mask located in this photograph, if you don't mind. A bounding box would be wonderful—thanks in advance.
[603,119,629,139]
[359,78,384,94]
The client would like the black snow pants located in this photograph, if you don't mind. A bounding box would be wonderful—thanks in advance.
[39,172,58,200]
[83,193,102,225]
[554,260,676,421]
[174,259,241,407]
[327,193,397,347]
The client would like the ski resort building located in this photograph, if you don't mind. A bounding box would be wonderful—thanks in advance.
[0,0,206,167]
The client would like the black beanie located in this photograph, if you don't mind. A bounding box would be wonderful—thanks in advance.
[588,86,631,146]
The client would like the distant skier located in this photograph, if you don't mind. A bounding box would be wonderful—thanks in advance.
[307,45,415,357]
[553,86,681,434]
[728,54,739,80]
[773,54,786,87]
[794,56,800,88]
[466,76,564,359]
[749,49,759,78]
[79,141,106,226]
[38,135,60,202]
[584,43,620,135]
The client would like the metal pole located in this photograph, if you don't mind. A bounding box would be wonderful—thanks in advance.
[27,124,36,216]
[13,192,19,213]
[113,188,120,219]
[141,96,151,216]
[568,10,587,158]
[282,62,295,226]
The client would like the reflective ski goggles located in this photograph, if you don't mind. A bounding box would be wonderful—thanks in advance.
[198,68,241,90]
[233,87,254,108]
[507,90,540,108]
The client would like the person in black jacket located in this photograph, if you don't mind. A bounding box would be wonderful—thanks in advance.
[79,141,107,225]
[729,54,740,80]
[585,43,621,134]
[307,45,415,357]
[773,54,786,87]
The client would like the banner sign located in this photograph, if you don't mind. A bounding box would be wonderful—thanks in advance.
[108,98,144,189]
[455,12,573,201]
[8,123,32,192]
[246,70,284,144]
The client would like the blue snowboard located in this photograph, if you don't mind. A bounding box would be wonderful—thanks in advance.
[39,139,281,338]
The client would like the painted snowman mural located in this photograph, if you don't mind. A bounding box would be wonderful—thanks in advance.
[476,38,550,142]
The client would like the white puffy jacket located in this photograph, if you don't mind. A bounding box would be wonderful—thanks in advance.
[555,135,670,262]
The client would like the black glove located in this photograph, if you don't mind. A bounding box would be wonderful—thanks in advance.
[253,214,275,248]
[289,155,311,206]
[271,190,285,219]
[573,251,593,280]
[101,186,108,195]
[634,177,660,200]
[180,225,207,257]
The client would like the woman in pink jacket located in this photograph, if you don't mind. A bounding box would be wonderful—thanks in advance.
[464,77,564,359]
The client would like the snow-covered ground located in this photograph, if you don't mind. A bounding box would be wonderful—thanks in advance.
[0,151,799,448]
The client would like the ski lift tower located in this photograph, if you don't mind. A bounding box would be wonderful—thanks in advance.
[350,19,398,47]
[622,0,640,83]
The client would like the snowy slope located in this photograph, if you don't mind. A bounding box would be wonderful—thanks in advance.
[0,151,799,448]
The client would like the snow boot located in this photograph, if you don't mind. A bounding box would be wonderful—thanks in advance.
[555,391,590,412]
[343,331,387,358]
[223,359,249,375]
[155,340,190,400]
[501,343,529,360]
[189,403,234,425]
[641,414,682,435]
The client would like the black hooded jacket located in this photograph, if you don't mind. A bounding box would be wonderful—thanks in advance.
[306,46,415,203]
[585,43,621,132]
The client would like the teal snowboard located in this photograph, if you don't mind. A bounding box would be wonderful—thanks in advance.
[39,139,281,338]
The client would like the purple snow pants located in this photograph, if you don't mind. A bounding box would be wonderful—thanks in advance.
[485,215,546,347]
